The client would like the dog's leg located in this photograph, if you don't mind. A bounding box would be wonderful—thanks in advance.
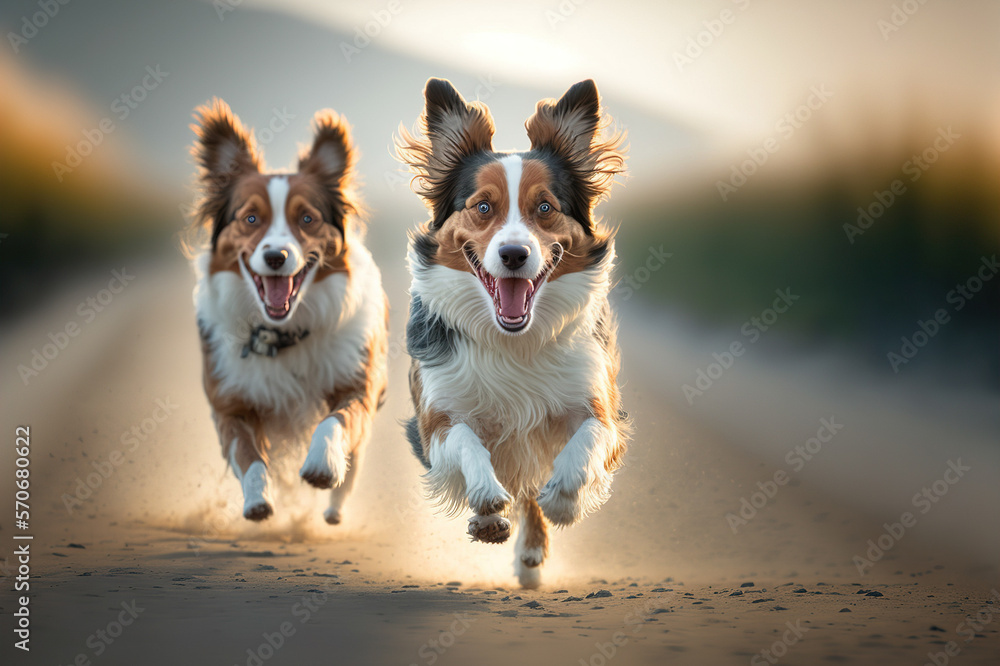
[302,335,387,523]
[429,423,512,514]
[300,415,349,490]
[216,413,274,521]
[424,423,513,543]
[514,497,549,588]
[537,417,617,526]
[323,449,359,525]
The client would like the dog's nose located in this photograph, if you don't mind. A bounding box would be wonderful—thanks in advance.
[263,249,288,270]
[499,244,530,270]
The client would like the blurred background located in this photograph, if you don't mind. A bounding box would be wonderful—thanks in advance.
[1,0,997,596]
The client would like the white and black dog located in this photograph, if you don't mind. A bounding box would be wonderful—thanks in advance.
[190,100,387,525]
[397,79,629,587]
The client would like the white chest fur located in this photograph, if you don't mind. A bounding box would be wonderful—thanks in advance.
[193,242,383,427]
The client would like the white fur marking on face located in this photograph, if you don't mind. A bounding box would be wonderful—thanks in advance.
[248,176,306,276]
[484,155,543,278]
[500,154,522,222]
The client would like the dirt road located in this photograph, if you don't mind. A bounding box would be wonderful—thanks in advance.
[1,255,997,666]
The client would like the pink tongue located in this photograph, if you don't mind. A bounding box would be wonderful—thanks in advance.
[262,275,293,311]
[497,278,532,318]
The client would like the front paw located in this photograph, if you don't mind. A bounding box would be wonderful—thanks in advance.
[299,453,345,489]
[468,514,511,543]
[466,478,512,516]
[301,418,347,489]
[244,498,274,521]
[536,479,581,526]
[242,461,274,521]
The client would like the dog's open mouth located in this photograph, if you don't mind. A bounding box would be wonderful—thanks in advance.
[242,255,315,321]
[464,245,563,333]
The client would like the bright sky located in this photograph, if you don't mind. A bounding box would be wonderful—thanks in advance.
[248,0,999,146]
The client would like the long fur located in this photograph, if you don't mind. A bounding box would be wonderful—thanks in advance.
[398,78,629,587]
[190,100,387,524]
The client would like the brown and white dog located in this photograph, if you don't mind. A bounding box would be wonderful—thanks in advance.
[190,100,387,525]
[397,79,629,587]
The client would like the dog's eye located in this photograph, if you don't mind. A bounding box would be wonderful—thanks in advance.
[301,214,313,225]
[477,201,491,215]
[538,202,552,215]
[246,214,257,224]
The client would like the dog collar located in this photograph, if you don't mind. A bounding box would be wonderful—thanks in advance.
[241,325,310,358]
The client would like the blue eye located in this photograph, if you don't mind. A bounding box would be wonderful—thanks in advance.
[246,215,257,224]
[538,202,552,214]
[477,201,491,214]
[302,215,313,225]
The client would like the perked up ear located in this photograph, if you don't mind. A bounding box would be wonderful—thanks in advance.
[299,110,354,188]
[191,98,260,185]
[190,99,260,248]
[525,80,626,231]
[298,110,359,225]
[395,78,496,229]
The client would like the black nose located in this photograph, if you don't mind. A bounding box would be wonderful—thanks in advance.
[499,244,530,270]
[264,249,287,269]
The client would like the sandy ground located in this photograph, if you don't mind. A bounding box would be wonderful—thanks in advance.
[1,254,998,666]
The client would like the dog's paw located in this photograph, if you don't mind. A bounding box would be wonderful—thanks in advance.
[515,549,544,589]
[299,457,343,490]
[300,421,347,489]
[243,499,274,521]
[241,461,274,521]
[466,478,512,517]
[468,514,511,544]
[323,506,342,525]
[536,480,582,527]
[519,545,545,568]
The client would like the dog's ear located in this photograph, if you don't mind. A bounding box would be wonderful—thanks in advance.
[526,80,626,232]
[423,78,495,166]
[191,98,260,185]
[527,79,601,159]
[298,110,358,227]
[395,78,495,229]
[190,99,260,248]
[299,110,354,188]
